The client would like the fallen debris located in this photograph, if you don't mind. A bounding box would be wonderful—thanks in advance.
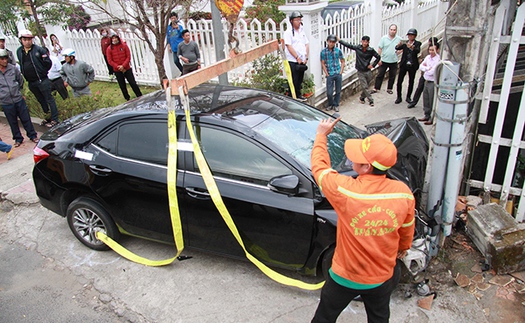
[417,295,434,310]
[489,275,515,287]
[454,273,471,287]
[510,271,525,282]
[476,282,491,291]
[471,273,484,284]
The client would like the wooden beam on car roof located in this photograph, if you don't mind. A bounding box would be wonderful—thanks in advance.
[165,39,280,96]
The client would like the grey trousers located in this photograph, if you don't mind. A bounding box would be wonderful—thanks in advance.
[358,70,374,103]
[422,80,434,119]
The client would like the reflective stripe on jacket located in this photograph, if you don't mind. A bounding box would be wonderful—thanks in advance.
[311,133,415,285]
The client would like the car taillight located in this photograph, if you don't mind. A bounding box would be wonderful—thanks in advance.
[33,146,49,163]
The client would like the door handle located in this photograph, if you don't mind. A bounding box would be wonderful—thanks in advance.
[185,187,211,200]
[89,164,112,176]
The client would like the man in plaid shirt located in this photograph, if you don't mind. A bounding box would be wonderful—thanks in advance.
[321,35,345,112]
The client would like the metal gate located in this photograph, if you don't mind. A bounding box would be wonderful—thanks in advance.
[468,4,525,221]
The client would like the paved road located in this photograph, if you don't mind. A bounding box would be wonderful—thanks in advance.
[0,84,491,323]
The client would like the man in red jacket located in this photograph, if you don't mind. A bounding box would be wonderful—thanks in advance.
[311,117,415,323]
[106,34,142,100]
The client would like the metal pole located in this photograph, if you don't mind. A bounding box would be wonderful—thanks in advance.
[425,61,460,253]
[442,82,469,236]
[211,1,229,85]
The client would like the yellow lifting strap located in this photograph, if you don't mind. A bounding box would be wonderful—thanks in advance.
[95,87,185,266]
[97,39,324,290]
[180,87,324,290]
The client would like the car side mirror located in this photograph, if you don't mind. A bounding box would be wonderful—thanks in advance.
[268,174,299,195]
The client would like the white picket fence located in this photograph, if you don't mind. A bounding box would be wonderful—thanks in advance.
[4,0,446,90]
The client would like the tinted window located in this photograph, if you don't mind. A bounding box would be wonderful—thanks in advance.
[117,122,168,165]
[194,126,291,185]
[96,129,117,154]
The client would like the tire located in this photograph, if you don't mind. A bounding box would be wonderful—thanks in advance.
[321,245,335,280]
[66,197,120,251]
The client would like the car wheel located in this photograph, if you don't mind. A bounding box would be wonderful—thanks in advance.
[321,245,335,280]
[66,197,120,251]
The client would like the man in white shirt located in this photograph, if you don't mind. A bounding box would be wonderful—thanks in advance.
[48,54,68,100]
[418,43,440,125]
[284,11,309,102]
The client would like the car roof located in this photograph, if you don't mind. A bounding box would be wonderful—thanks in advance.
[43,83,308,140]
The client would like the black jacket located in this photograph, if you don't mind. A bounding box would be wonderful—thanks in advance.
[16,44,52,81]
[395,40,421,69]
[338,40,381,72]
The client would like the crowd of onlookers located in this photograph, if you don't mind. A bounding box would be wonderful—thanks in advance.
[1,10,439,162]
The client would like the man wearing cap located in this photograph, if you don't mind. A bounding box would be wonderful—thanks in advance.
[339,35,381,107]
[284,11,309,102]
[321,35,344,112]
[0,49,38,147]
[0,33,16,65]
[311,118,415,322]
[395,28,421,105]
[60,48,95,97]
[16,30,59,127]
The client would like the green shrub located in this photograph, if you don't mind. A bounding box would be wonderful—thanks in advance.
[24,81,158,121]
[234,54,315,97]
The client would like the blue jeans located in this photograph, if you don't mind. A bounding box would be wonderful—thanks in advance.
[2,99,38,143]
[326,74,342,107]
[0,140,12,153]
[28,78,59,122]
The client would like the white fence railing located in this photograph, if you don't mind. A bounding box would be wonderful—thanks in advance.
[3,0,445,90]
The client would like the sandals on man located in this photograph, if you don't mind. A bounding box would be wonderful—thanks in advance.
[31,137,39,143]
[46,120,58,128]
[14,141,22,148]
[386,89,393,94]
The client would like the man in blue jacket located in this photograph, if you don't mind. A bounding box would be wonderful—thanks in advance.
[167,12,184,74]
[16,30,59,128]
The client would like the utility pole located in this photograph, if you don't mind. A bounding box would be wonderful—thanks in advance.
[424,0,516,244]
[211,1,229,85]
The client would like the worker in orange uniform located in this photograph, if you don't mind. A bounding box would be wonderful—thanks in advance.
[310,117,415,323]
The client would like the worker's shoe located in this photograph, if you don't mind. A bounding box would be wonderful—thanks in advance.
[325,106,333,111]
[407,102,417,109]
[395,97,402,104]
[333,106,339,112]
[406,96,412,103]
[359,98,365,104]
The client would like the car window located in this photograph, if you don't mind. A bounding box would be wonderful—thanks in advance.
[96,129,117,154]
[117,122,168,165]
[193,126,291,185]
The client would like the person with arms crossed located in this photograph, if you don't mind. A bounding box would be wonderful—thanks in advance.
[321,34,344,112]
[310,117,415,323]
[339,35,381,107]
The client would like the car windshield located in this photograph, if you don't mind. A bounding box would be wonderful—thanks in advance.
[252,99,364,172]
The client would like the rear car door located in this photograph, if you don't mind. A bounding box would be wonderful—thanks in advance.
[84,118,186,243]
[180,124,316,270]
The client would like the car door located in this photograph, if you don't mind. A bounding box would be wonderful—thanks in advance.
[179,124,316,270]
[84,118,186,244]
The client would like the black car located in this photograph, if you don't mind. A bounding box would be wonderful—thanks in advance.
[33,84,428,278]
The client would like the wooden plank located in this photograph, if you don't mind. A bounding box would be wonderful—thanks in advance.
[168,40,280,95]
